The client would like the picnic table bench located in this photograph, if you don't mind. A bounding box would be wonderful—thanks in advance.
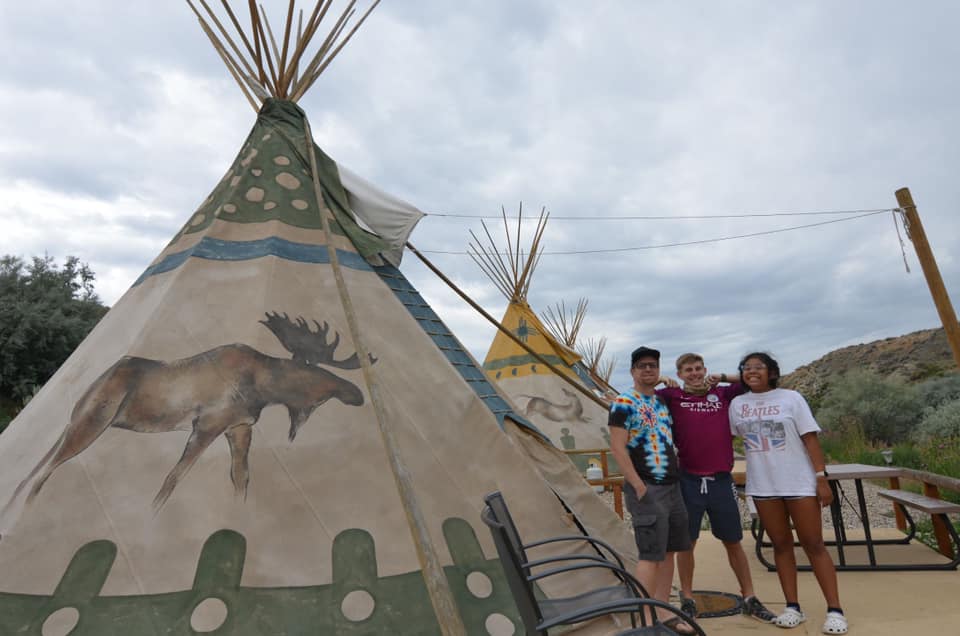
[876,488,960,570]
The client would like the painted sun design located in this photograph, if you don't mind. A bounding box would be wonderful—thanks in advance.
[513,317,538,343]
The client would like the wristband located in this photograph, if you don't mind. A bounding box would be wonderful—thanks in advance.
[815,470,828,478]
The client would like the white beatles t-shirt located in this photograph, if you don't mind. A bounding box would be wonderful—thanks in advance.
[729,388,822,497]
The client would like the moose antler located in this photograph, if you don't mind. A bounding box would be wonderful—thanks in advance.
[260,312,376,369]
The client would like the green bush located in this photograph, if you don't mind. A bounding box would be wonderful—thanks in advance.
[915,373,960,409]
[818,426,871,464]
[915,436,960,480]
[854,448,885,466]
[816,370,918,444]
[818,432,845,462]
[916,398,960,441]
[0,254,107,405]
[892,444,924,469]
[0,398,15,435]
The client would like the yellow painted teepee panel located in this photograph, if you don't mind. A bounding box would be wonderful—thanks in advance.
[483,302,580,380]
[483,302,612,463]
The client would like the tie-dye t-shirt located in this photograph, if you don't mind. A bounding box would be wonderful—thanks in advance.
[608,390,680,484]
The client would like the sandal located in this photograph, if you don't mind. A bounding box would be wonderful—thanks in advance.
[662,616,697,635]
[679,594,697,618]
[772,607,806,628]
[822,611,848,634]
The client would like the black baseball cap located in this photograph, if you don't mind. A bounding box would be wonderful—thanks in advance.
[631,346,661,367]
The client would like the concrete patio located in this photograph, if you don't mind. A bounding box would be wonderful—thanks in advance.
[683,528,958,634]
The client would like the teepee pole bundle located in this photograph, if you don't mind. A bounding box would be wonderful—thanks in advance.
[410,242,608,410]
[186,0,380,106]
[541,298,588,349]
[468,204,548,304]
[579,336,617,384]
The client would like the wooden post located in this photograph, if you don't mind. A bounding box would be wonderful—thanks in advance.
[921,481,955,558]
[889,476,906,531]
[895,188,960,369]
[613,482,623,519]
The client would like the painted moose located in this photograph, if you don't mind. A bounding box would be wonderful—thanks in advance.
[519,387,590,423]
[12,312,374,510]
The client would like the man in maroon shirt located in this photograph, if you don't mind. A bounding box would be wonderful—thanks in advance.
[657,353,775,623]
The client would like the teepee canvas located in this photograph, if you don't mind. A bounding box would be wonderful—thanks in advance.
[0,3,635,634]
[471,211,616,472]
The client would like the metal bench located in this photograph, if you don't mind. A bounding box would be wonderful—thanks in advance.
[876,489,960,570]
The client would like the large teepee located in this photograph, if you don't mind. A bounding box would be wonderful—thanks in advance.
[470,209,617,472]
[0,3,635,634]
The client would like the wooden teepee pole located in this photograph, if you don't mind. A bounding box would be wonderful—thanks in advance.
[408,242,609,409]
[895,187,960,369]
[303,120,466,636]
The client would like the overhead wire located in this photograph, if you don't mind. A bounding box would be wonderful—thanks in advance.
[426,207,894,220]
[419,209,891,256]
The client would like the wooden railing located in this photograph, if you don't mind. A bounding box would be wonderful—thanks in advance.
[563,448,626,519]
[888,467,960,558]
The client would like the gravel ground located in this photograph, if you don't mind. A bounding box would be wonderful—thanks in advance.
[598,479,900,531]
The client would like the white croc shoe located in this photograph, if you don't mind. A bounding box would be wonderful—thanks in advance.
[773,607,806,628]
[822,611,848,634]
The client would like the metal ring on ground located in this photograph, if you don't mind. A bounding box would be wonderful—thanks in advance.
[689,590,743,618]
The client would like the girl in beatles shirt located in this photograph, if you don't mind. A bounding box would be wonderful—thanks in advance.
[729,352,847,635]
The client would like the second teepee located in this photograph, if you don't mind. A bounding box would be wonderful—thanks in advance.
[470,208,616,471]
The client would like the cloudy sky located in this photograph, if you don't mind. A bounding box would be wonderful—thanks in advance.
[2,1,959,390]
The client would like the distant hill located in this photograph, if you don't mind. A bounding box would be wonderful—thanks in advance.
[781,326,958,402]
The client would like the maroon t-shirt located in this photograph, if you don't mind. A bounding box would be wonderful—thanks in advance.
[656,383,746,475]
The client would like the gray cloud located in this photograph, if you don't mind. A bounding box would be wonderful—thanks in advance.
[2,0,959,395]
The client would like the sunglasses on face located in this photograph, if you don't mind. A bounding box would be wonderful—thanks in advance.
[633,362,659,370]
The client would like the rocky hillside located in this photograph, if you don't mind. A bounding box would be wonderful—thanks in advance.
[781,326,958,401]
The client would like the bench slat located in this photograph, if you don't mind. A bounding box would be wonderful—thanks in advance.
[877,489,960,514]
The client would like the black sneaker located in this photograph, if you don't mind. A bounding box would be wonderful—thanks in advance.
[742,596,776,622]
[679,594,697,618]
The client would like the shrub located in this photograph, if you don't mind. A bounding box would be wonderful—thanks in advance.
[815,370,918,444]
[818,425,870,464]
[915,373,960,409]
[916,435,960,480]
[915,398,960,442]
[892,444,924,469]
[0,398,15,435]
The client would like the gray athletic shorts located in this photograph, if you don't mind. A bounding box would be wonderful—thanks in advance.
[624,481,692,561]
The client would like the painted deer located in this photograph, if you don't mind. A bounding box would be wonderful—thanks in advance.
[519,388,590,423]
[11,312,375,511]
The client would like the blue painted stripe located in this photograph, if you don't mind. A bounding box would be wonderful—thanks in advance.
[134,236,372,285]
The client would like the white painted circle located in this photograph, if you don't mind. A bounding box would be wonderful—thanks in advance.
[276,172,301,190]
[466,571,493,598]
[190,597,228,632]
[42,607,79,636]
[341,589,376,622]
[485,612,515,636]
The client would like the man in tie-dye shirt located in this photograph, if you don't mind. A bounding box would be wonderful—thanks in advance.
[608,346,693,634]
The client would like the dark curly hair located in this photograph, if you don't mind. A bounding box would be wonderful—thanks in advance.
[738,352,780,391]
